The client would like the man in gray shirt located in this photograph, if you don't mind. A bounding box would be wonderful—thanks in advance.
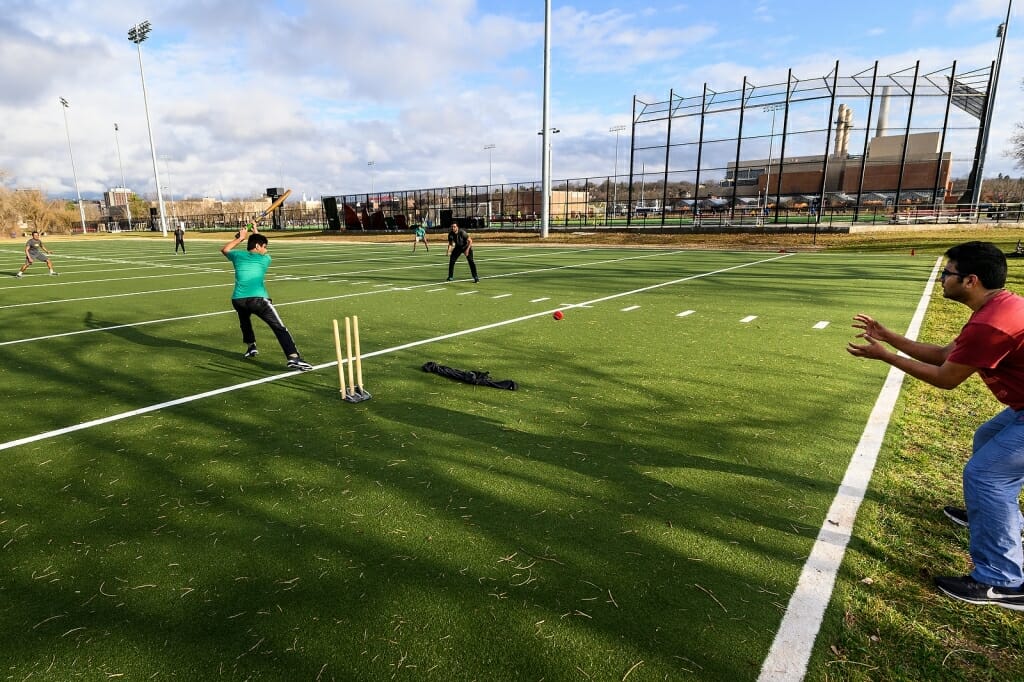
[16,231,57,278]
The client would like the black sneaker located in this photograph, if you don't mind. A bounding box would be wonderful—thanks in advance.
[286,357,313,371]
[446,277,453,282]
[934,575,1024,610]
[473,277,480,283]
[943,506,969,528]
[243,344,259,359]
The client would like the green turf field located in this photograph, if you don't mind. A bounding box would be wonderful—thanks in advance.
[0,237,933,680]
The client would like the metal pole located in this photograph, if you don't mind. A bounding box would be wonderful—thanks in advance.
[763,104,783,221]
[129,21,168,236]
[59,97,87,234]
[113,123,133,230]
[483,144,495,186]
[540,0,552,238]
[972,0,1012,211]
[610,125,626,221]
[661,90,674,228]
[367,161,375,196]
[161,156,177,221]
[773,70,794,223]
[893,62,921,222]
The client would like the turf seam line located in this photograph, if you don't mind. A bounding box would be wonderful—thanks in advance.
[1,253,791,452]
[756,256,941,682]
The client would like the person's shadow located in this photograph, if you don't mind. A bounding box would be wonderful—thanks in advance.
[84,311,239,362]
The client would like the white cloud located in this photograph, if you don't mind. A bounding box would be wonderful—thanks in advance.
[1,0,1022,204]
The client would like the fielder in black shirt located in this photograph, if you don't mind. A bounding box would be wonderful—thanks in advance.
[446,222,479,283]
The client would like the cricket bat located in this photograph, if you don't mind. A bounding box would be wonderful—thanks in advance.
[251,189,292,226]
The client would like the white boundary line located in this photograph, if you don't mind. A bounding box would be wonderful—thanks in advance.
[757,257,941,682]
[1,253,792,452]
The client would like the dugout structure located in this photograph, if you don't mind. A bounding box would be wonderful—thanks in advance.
[626,59,997,224]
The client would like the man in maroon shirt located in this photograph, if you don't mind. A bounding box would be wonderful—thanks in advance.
[848,241,1024,609]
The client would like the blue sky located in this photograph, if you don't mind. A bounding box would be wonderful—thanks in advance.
[0,0,1020,201]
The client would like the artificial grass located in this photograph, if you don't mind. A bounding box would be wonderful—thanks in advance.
[1,239,932,679]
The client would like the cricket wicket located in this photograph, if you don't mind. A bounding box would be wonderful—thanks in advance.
[332,316,371,402]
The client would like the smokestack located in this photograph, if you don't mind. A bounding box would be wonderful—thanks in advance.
[834,104,847,155]
[876,86,891,138]
[842,106,853,155]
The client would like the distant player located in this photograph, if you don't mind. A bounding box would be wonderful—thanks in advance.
[413,224,429,252]
[16,231,57,278]
[174,222,186,254]
[445,222,479,283]
[221,224,313,371]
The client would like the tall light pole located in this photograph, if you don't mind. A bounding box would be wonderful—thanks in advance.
[160,155,177,221]
[59,98,87,234]
[762,104,784,218]
[483,144,496,222]
[367,160,376,197]
[128,20,168,236]
[113,123,133,230]
[609,125,627,220]
[972,0,1013,211]
[540,0,552,238]
[538,128,560,222]
[483,144,495,187]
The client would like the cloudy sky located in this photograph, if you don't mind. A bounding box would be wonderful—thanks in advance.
[1,0,1020,202]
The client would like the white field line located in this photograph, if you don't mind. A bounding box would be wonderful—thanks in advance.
[621,305,640,312]
[677,310,696,317]
[813,321,830,329]
[740,315,758,323]
[530,297,551,303]
[0,247,599,310]
[1,252,793,452]
[492,294,513,299]
[0,245,594,298]
[0,282,232,312]
[757,257,941,682]
[1,249,700,345]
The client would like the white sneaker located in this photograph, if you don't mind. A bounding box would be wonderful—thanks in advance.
[49,271,58,276]
[15,272,23,278]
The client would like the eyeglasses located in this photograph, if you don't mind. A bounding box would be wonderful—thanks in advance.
[940,268,965,281]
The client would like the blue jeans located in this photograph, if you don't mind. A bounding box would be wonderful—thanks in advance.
[964,406,1024,587]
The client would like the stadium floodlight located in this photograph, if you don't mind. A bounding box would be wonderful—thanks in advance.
[609,125,627,220]
[367,161,376,196]
[128,20,168,236]
[113,123,133,230]
[59,97,87,234]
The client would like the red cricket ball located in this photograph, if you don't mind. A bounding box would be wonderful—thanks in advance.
[553,310,564,320]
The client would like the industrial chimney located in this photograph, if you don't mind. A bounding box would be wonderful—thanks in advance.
[876,86,891,138]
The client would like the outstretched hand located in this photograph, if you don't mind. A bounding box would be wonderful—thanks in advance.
[851,314,891,343]
[846,333,889,360]
[848,314,894,359]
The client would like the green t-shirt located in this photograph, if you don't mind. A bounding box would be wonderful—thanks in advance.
[224,249,271,299]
